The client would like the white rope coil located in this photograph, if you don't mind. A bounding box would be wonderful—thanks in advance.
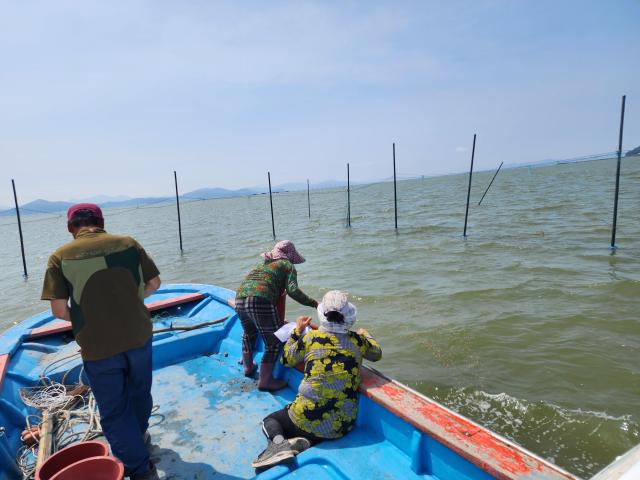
[19,383,85,413]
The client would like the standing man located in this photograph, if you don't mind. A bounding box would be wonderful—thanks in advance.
[41,203,161,480]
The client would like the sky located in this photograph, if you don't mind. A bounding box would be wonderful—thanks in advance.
[1,0,639,206]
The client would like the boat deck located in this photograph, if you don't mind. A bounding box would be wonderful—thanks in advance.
[150,352,437,480]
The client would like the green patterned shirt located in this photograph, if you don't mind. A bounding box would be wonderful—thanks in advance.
[283,329,382,439]
[236,259,317,308]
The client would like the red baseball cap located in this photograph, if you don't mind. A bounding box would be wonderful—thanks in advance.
[67,203,104,226]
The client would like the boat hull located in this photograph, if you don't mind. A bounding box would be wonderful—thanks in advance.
[0,284,578,480]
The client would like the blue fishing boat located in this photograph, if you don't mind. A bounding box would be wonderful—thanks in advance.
[0,284,635,479]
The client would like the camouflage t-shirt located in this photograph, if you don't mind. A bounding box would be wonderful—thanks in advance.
[283,329,382,439]
[41,227,160,361]
[235,259,317,308]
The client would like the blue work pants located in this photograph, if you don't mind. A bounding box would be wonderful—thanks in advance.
[83,339,153,477]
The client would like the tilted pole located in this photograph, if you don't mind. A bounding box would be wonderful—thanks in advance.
[478,161,504,206]
[393,143,398,229]
[463,134,477,237]
[347,163,351,227]
[307,179,311,219]
[268,172,276,240]
[11,179,28,277]
[174,171,183,251]
[611,95,626,249]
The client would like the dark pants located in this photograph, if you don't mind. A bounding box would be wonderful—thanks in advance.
[83,339,153,477]
[236,296,283,363]
[262,408,323,445]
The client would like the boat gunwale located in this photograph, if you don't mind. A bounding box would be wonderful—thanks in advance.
[359,364,579,480]
[0,288,211,398]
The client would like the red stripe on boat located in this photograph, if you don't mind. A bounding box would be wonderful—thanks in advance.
[27,293,207,340]
[0,354,8,392]
[146,293,206,312]
[360,368,577,480]
[28,321,73,339]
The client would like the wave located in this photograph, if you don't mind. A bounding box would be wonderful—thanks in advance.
[415,385,640,478]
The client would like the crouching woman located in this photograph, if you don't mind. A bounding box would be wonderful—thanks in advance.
[252,291,382,469]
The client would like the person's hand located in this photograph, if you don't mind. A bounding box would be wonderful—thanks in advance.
[357,328,370,337]
[296,316,312,335]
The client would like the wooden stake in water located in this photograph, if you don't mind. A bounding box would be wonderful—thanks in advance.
[347,163,351,227]
[393,143,398,229]
[611,95,626,249]
[307,179,311,219]
[11,179,27,277]
[268,172,276,240]
[173,171,183,252]
[463,134,477,237]
[478,161,504,206]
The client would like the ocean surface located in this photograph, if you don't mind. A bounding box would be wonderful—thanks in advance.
[1,157,639,477]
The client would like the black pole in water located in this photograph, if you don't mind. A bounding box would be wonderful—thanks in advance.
[393,143,398,229]
[347,163,351,227]
[307,179,311,219]
[11,179,28,277]
[611,95,626,249]
[268,172,276,240]
[463,134,477,237]
[478,161,504,206]
[173,171,183,252]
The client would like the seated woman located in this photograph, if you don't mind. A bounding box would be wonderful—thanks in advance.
[235,240,318,391]
[252,291,382,469]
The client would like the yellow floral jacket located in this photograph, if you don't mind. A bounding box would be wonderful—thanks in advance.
[283,328,382,439]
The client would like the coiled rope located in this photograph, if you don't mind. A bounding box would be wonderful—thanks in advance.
[16,379,102,479]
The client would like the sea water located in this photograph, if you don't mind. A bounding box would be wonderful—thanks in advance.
[1,157,638,477]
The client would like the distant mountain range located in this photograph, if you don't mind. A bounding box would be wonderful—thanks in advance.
[69,195,132,203]
[626,145,640,157]
[0,181,348,217]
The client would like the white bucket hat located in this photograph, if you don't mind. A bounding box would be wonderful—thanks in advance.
[317,290,357,334]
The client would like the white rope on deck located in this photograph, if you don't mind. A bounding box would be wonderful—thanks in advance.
[17,379,102,479]
[19,383,86,413]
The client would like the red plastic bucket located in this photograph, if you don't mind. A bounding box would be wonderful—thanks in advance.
[36,441,110,480]
[49,456,124,480]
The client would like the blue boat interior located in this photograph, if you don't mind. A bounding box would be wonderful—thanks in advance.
[0,284,500,480]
